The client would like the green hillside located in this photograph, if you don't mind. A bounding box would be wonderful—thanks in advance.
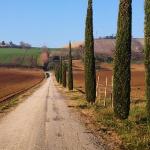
[0,47,64,67]
[0,48,41,66]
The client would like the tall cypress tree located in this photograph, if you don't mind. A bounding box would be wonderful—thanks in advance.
[54,65,58,82]
[62,61,67,88]
[68,42,73,90]
[59,57,63,84]
[145,0,150,119]
[113,0,132,119]
[55,65,60,83]
[84,0,96,103]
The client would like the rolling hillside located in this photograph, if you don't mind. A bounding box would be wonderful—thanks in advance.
[0,48,62,67]
[94,38,144,55]
[66,38,144,56]
[0,48,41,66]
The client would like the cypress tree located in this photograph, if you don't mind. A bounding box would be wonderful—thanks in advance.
[68,42,73,90]
[59,57,63,84]
[62,61,67,88]
[54,65,57,82]
[57,70,60,83]
[113,0,132,119]
[84,0,96,103]
[144,0,150,119]
[55,65,60,83]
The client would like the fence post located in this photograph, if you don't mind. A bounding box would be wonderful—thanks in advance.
[96,75,100,98]
[104,77,108,107]
[99,84,101,100]
[111,76,114,108]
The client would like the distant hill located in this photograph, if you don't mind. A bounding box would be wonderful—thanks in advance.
[94,38,144,56]
[65,38,144,56]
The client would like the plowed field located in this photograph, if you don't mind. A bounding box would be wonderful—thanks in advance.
[73,60,145,100]
[0,68,44,102]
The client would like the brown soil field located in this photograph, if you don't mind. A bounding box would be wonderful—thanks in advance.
[0,68,44,102]
[73,60,145,101]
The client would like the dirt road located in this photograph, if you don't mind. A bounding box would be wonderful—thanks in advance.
[0,73,104,150]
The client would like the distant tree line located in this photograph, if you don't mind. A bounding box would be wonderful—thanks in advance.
[0,41,31,49]
[98,34,116,39]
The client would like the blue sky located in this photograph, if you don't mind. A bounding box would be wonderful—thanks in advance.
[0,0,144,48]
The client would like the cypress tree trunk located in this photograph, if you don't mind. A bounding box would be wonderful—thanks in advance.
[145,0,150,119]
[68,42,73,90]
[62,61,67,88]
[84,0,96,103]
[113,0,132,119]
[59,57,63,84]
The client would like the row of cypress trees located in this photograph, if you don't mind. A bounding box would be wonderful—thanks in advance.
[85,0,150,120]
[55,42,74,91]
[54,0,150,121]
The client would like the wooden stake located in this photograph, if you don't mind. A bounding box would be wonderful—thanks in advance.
[104,77,108,107]
[96,75,100,97]
[99,85,101,100]
[111,76,114,108]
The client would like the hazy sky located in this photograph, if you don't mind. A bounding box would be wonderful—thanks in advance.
[0,0,144,48]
